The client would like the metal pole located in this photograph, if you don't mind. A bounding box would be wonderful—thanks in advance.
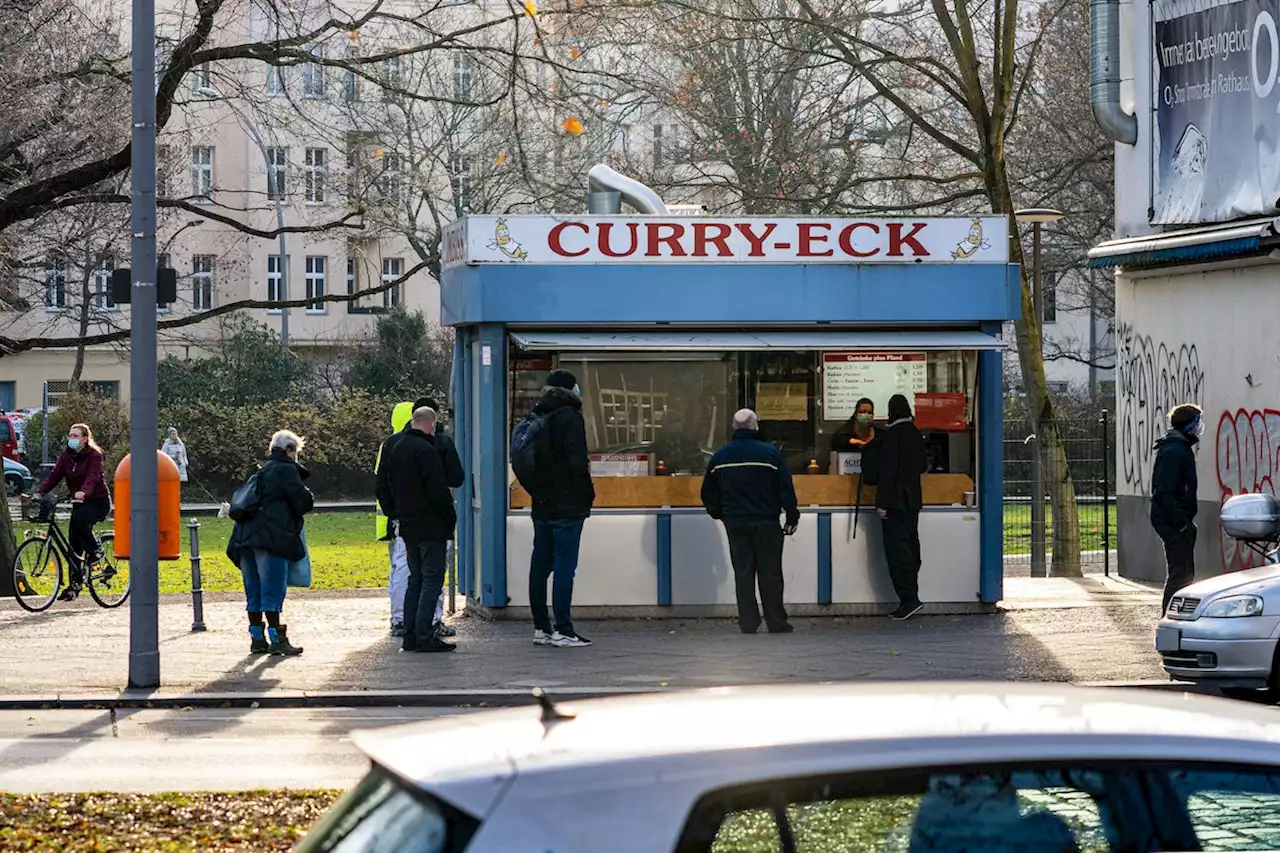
[1101,408,1111,578]
[188,518,206,632]
[41,381,49,467]
[1030,222,1047,578]
[128,0,160,689]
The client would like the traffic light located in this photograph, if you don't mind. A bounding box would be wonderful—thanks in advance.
[111,266,177,305]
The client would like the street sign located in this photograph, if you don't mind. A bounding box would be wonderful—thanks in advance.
[111,266,177,305]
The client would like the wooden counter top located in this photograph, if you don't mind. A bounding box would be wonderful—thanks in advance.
[509,473,975,509]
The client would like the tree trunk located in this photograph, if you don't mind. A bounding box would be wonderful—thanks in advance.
[0,504,17,597]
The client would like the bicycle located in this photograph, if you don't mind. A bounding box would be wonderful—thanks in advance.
[12,494,130,611]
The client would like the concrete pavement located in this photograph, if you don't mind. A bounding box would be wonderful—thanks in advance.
[0,707,462,792]
[0,579,1171,705]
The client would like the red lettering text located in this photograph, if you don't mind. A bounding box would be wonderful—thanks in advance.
[548,221,590,257]
[838,222,880,257]
[646,222,687,256]
[597,222,640,257]
[797,222,833,257]
[887,222,929,257]
[736,222,778,256]
[692,222,734,257]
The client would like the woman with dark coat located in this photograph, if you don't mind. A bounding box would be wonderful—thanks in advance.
[227,430,314,656]
[875,395,928,621]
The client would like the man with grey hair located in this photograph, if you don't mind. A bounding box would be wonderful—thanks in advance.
[701,408,799,634]
[376,406,457,653]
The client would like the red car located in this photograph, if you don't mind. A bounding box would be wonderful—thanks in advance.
[0,412,18,462]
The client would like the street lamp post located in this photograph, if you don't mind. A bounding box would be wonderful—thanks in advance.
[1015,207,1065,579]
[199,87,289,346]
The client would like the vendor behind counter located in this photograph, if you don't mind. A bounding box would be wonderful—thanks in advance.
[829,397,882,480]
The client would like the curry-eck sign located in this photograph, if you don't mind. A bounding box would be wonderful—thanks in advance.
[442,216,1010,268]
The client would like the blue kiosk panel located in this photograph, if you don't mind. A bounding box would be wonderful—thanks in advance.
[442,215,1021,617]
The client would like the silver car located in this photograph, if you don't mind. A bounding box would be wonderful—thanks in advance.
[298,683,1280,853]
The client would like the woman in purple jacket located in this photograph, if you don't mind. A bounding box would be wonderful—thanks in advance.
[35,422,111,599]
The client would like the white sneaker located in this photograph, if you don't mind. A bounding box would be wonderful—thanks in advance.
[551,631,592,648]
[533,629,554,646]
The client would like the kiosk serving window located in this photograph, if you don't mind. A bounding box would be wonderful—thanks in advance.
[507,330,991,510]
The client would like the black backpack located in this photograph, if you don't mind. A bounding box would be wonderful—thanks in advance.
[229,468,264,523]
[510,412,550,491]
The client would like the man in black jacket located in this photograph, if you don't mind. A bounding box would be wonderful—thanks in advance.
[415,396,463,639]
[376,406,457,653]
[876,394,928,621]
[701,408,799,634]
[525,369,596,648]
[1152,403,1203,612]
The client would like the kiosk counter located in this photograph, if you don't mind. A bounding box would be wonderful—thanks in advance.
[443,211,1021,618]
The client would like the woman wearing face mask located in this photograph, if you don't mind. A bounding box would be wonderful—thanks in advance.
[34,423,111,600]
[830,398,882,482]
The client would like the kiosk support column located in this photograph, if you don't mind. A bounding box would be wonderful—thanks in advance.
[978,321,1006,604]
[476,324,508,608]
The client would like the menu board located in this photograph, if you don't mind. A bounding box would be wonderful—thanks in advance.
[589,452,653,477]
[822,352,928,421]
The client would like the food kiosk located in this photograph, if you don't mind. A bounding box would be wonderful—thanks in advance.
[442,196,1021,618]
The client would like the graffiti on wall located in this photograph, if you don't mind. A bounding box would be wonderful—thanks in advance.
[1115,322,1206,494]
[1216,409,1280,568]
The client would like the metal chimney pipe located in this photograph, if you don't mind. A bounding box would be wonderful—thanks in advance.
[1090,0,1138,145]
[586,164,668,214]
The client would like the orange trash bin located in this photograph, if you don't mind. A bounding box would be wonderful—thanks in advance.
[113,451,183,560]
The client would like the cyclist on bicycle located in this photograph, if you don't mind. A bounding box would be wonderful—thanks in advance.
[34,422,111,600]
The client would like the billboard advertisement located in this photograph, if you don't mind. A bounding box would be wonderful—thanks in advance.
[1152,0,1280,224]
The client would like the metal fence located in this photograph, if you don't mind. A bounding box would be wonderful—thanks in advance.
[1002,408,1116,577]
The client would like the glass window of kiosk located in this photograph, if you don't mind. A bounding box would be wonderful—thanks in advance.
[507,346,978,482]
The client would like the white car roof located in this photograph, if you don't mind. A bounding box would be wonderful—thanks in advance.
[356,683,1280,816]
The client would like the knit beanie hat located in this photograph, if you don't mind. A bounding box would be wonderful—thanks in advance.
[547,369,578,390]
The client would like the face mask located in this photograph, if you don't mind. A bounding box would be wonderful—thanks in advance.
[856,414,874,426]
[572,383,582,398]
[1193,419,1206,438]
[67,438,80,450]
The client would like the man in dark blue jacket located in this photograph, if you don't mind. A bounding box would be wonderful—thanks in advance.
[702,409,800,634]
[1151,403,1203,612]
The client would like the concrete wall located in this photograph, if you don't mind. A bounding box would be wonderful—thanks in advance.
[1115,259,1280,581]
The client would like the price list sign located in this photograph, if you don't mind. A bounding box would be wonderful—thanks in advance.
[821,352,928,421]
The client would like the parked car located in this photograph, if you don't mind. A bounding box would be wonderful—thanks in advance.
[298,683,1280,853]
[1158,492,1280,697]
[4,456,33,497]
[0,412,17,462]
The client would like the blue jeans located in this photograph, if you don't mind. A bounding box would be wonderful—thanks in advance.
[241,548,288,613]
[530,518,585,635]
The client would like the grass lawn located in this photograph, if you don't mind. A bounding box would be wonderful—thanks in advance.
[0,791,340,852]
[1002,502,1117,555]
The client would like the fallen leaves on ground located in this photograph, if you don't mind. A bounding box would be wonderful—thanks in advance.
[0,790,341,852]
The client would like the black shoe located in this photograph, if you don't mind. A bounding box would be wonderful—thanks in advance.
[412,636,457,653]
[890,603,924,621]
[740,625,760,634]
[434,622,457,638]
[551,631,591,648]
[390,622,407,638]
[249,627,269,655]
[768,623,795,634]
[58,584,81,602]
[268,625,304,656]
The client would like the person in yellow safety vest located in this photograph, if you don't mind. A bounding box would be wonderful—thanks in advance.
[376,399,463,638]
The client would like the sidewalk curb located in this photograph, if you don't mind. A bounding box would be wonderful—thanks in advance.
[0,681,1219,710]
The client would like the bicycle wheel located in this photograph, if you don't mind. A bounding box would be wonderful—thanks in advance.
[87,532,130,608]
[13,536,63,612]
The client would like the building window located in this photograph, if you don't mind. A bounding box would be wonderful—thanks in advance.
[192,255,214,311]
[305,256,327,313]
[347,257,364,313]
[450,154,471,215]
[191,146,214,200]
[92,256,116,311]
[44,257,67,310]
[1043,271,1058,324]
[267,254,286,313]
[267,147,288,200]
[190,63,211,93]
[343,42,360,102]
[653,123,664,168]
[620,124,632,158]
[383,54,402,99]
[157,252,171,313]
[265,62,285,96]
[377,151,402,201]
[382,257,403,308]
[453,53,474,100]
[302,45,325,98]
[156,145,171,197]
[304,147,327,203]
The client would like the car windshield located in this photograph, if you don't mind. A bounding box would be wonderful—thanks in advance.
[297,767,472,853]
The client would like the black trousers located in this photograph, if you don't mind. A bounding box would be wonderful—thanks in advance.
[724,519,788,632]
[881,507,922,608]
[404,539,448,643]
[1159,525,1197,613]
[69,498,110,581]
